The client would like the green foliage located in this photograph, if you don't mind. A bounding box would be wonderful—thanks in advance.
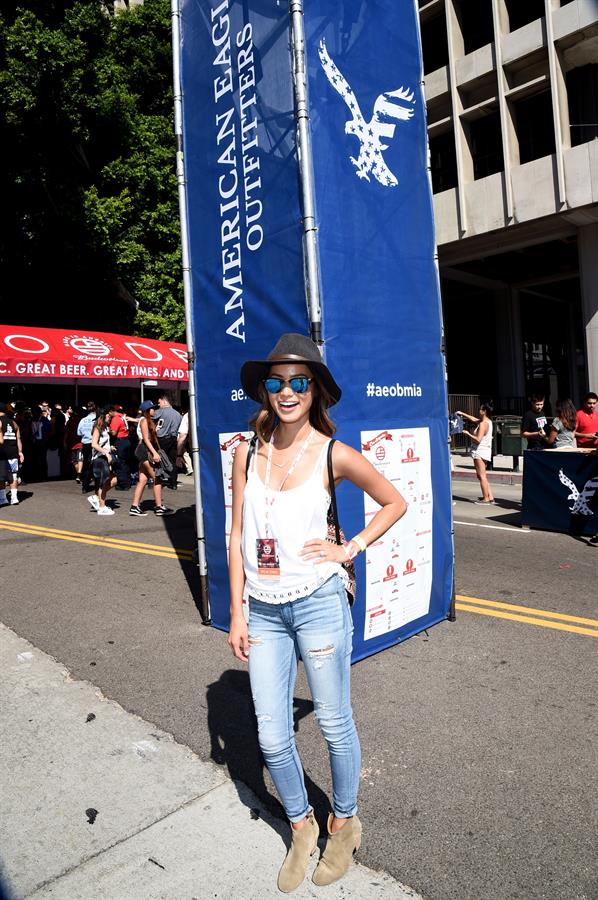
[0,0,184,341]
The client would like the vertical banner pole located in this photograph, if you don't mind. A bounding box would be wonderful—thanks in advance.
[289,1,323,347]
[171,0,210,623]
[413,4,456,622]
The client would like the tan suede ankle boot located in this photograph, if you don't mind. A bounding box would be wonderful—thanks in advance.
[277,810,320,893]
[312,813,362,886]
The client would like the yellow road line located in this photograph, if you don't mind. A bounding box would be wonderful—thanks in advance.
[0,521,193,561]
[455,603,598,638]
[455,594,598,628]
[0,519,193,556]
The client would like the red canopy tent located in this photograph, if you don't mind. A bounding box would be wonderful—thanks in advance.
[0,325,188,385]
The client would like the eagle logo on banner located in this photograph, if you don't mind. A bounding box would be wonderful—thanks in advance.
[318,38,415,188]
[558,468,598,515]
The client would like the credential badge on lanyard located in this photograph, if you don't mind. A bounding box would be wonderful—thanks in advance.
[256,428,315,580]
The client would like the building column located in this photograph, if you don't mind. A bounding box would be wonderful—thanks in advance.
[495,288,525,404]
[578,223,598,391]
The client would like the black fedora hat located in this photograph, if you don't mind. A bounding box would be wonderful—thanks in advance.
[240,333,341,405]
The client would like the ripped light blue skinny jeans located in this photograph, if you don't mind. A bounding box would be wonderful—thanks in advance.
[248,574,361,823]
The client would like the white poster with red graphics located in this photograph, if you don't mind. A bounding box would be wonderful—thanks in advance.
[219,432,252,549]
[361,427,433,640]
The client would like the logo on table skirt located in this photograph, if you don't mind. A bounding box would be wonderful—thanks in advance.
[318,39,415,188]
[558,468,598,516]
[63,335,112,356]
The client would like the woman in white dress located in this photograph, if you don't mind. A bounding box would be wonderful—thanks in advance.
[458,401,494,504]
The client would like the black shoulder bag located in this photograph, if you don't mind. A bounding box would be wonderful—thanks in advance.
[245,433,258,477]
[326,439,357,607]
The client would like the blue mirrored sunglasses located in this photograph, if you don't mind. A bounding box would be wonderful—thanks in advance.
[263,376,313,394]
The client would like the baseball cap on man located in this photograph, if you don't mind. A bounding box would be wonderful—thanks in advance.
[139,400,157,412]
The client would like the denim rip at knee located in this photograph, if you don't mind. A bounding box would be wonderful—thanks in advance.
[248,574,361,822]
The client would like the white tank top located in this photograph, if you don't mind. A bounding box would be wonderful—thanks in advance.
[241,438,345,603]
[473,420,493,458]
[91,427,110,460]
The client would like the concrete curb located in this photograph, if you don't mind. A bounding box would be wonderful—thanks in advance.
[0,624,421,900]
[452,470,522,485]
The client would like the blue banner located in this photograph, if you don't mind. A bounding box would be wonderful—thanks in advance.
[179,1,308,626]
[303,0,453,660]
[179,0,454,655]
[522,451,598,536]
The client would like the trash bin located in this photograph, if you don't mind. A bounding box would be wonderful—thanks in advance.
[495,416,525,470]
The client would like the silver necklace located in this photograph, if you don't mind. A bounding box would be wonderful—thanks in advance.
[264,428,315,536]
[270,435,304,468]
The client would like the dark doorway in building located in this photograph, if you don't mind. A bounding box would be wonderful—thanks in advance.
[421,11,449,75]
[567,64,598,147]
[441,277,499,401]
[439,239,584,415]
[520,279,584,414]
[504,0,544,32]
[513,90,556,164]
[430,129,458,193]
[467,111,504,179]
[456,0,494,55]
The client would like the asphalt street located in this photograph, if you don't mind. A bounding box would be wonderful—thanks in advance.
[1,474,596,900]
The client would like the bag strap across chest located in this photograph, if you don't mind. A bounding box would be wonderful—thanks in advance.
[327,439,342,546]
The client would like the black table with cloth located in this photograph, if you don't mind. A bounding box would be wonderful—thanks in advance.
[522,449,598,536]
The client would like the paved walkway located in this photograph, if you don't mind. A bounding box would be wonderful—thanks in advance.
[452,452,522,484]
[0,625,421,900]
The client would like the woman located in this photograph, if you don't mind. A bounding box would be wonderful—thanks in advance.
[457,401,494,504]
[0,404,23,505]
[129,400,172,517]
[64,405,83,483]
[545,399,577,449]
[89,407,117,516]
[228,334,407,892]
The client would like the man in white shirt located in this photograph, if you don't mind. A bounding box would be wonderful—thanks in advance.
[177,411,193,476]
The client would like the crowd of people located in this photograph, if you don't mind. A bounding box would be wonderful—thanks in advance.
[520,391,598,451]
[0,392,194,515]
[454,391,598,507]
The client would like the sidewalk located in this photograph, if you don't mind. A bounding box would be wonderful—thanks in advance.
[451,451,523,485]
[0,624,420,900]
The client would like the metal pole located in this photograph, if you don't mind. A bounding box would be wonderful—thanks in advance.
[171,0,210,624]
[140,380,144,404]
[289,1,323,348]
[413,0,456,622]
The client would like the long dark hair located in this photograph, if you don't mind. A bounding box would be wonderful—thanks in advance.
[249,369,336,444]
[556,398,576,431]
[93,407,111,435]
[480,399,494,418]
[141,408,159,448]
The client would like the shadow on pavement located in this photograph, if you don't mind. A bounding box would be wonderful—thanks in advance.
[160,499,209,623]
[487,510,522,527]
[3,490,34,507]
[206,669,332,842]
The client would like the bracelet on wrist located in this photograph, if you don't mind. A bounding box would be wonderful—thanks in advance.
[352,534,367,553]
[343,541,358,561]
